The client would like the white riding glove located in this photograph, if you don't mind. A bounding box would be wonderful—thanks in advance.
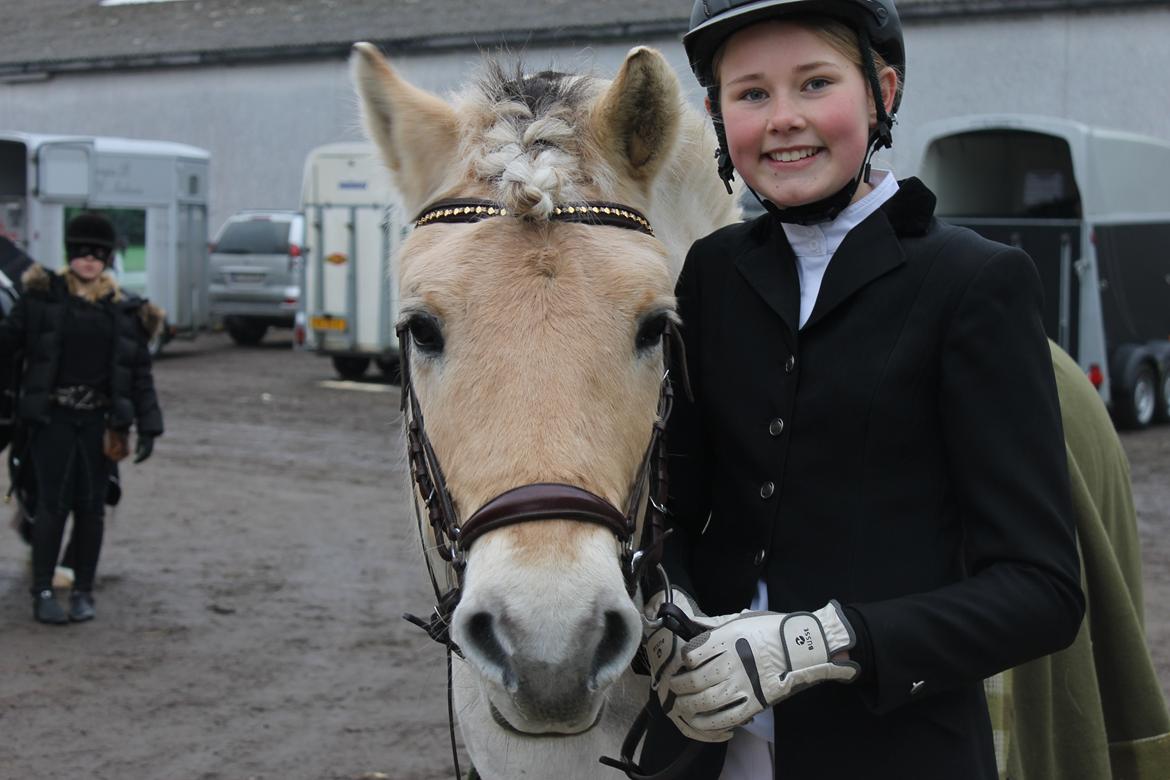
[664,601,860,739]
[642,588,740,742]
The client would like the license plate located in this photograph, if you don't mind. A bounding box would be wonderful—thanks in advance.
[311,316,347,332]
[230,272,265,284]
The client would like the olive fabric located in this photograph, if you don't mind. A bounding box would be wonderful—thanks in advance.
[984,341,1170,780]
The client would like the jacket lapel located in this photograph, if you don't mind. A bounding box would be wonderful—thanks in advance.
[803,178,936,329]
[735,220,801,351]
[802,212,905,330]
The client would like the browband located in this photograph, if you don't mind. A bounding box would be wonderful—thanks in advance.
[414,197,654,236]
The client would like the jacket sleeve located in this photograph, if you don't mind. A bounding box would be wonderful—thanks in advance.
[130,319,163,437]
[852,247,1085,713]
[658,244,713,600]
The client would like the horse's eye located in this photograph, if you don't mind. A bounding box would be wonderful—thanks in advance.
[406,315,445,355]
[635,313,669,353]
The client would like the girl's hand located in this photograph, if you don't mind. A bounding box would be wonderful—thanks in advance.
[665,601,860,738]
[133,434,154,463]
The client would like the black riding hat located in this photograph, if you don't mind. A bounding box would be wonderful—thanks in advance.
[65,212,117,266]
[684,0,905,111]
[684,0,906,224]
[65,212,116,249]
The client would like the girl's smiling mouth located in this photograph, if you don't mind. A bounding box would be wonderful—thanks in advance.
[765,147,823,163]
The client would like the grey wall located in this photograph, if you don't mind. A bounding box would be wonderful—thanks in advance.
[2,6,1167,233]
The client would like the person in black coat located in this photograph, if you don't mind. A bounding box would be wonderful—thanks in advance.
[638,2,1085,778]
[0,234,34,451]
[0,212,163,624]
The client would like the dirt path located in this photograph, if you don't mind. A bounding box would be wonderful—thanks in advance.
[1,332,1168,779]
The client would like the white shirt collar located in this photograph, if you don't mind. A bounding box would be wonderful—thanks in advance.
[781,170,900,259]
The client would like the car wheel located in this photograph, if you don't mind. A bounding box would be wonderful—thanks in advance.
[1115,362,1157,430]
[332,356,370,380]
[375,356,401,384]
[226,317,267,346]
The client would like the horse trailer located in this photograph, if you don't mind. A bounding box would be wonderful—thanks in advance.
[911,115,1170,429]
[297,142,405,380]
[0,131,211,353]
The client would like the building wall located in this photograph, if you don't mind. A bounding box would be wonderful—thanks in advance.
[1,7,1167,233]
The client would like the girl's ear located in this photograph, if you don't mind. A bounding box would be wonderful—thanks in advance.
[870,66,899,124]
[704,94,714,116]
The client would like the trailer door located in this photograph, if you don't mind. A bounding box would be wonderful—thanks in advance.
[922,129,1085,356]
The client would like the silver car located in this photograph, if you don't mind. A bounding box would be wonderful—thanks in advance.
[208,210,304,345]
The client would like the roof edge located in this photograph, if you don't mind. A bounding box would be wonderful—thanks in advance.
[0,0,1164,79]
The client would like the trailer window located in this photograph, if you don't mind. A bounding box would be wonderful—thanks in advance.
[923,130,1081,219]
[214,219,290,254]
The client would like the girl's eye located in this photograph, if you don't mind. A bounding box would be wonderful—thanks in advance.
[804,77,832,92]
[739,87,767,102]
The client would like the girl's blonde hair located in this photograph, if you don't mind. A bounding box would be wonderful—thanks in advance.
[714,16,903,108]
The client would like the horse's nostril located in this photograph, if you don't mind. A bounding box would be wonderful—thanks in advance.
[463,611,515,690]
[589,610,634,689]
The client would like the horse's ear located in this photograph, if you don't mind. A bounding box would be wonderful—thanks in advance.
[591,47,682,191]
[351,42,460,213]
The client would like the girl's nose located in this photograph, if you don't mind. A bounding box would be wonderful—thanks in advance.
[765,96,804,133]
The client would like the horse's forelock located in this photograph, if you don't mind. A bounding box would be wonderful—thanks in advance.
[464,61,614,220]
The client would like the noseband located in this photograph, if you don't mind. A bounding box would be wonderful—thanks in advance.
[399,196,691,780]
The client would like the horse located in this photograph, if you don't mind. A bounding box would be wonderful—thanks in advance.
[351,43,740,778]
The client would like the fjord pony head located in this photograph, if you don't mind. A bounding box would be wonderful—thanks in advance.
[353,43,737,736]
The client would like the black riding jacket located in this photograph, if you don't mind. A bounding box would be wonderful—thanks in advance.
[0,265,164,437]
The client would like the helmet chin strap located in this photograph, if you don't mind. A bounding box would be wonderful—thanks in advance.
[711,26,896,226]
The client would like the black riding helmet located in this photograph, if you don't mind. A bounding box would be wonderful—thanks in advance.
[64,212,117,266]
[684,0,905,224]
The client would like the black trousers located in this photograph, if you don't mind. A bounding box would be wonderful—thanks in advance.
[29,406,107,594]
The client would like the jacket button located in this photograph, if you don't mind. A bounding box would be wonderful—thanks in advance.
[760,481,775,499]
[753,549,766,566]
[785,355,796,373]
[768,418,784,436]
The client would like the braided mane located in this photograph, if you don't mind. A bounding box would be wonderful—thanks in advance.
[460,62,616,220]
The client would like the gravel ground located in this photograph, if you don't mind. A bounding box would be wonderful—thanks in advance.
[0,331,1167,779]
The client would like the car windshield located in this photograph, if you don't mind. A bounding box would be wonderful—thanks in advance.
[215,219,290,254]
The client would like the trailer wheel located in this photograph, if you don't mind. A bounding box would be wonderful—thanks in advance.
[1155,365,1170,424]
[332,356,370,380]
[1115,362,1157,430]
[375,356,401,384]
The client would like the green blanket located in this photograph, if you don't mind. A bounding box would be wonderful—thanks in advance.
[985,342,1170,779]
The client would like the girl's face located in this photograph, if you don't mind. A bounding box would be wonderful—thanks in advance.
[69,254,105,282]
[716,20,893,209]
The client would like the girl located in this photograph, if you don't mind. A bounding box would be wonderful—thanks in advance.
[0,212,163,624]
[640,1,1084,778]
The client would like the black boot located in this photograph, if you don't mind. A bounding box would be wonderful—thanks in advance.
[68,590,95,622]
[33,589,68,625]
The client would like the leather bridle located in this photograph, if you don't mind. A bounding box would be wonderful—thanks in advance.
[398,196,694,780]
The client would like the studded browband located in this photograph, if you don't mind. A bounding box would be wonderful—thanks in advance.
[414,197,654,236]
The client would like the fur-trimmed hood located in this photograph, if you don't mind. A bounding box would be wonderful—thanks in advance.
[21,264,166,338]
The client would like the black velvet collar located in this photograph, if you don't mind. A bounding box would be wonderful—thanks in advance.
[879,177,937,238]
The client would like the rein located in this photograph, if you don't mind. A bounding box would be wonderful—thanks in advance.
[399,196,693,779]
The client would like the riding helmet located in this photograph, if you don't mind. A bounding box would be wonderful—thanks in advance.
[684,0,906,223]
[64,212,117,265]
[685,0,904,108]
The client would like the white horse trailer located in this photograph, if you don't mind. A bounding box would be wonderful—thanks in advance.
[297,142,405,380]
[910,115,1170,429]
[0,131,211,352]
